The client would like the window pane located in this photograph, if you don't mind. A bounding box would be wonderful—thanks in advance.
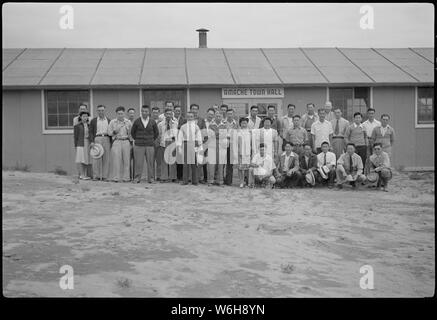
[330,88,353,120]
[58,114,69,127]
[46,91,58,103]
[58,102,68,114]
[417,87,434,124]
[69,102,78,115]
[47,114,58,127]
[47,101,58,114]
[45,90,89,129]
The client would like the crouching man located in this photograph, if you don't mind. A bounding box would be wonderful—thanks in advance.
[316,141,336,188]
[274,141,301,188]
[367,142,392,192]
[336,143,366,189]
[248,143,276,188]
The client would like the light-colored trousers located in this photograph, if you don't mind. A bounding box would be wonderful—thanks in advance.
[335,165,366,184]
[110,140,131,181]
[134,145,155,182]
[332,137,346,160]
[248,168,276,186]
[92,136,111,179]
[157,145,177,180]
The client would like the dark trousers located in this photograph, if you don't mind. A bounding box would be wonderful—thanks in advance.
[316,168,335,185]
[355,145,367,168]
[276,171,302,188]
[182,142,198,184]
[130,144,135,180]
[177,164,183,180]
[224,145,233,185]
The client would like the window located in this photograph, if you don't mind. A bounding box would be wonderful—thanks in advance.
[142,90,186,114]
[45,90,90,129]
[417,87,434,127]
[329,87,370,121]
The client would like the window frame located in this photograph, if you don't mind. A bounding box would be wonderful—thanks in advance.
[41,89,93,135]
[415,86,434,129]
[327,86,372,121]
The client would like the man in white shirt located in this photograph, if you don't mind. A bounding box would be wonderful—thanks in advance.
[89,104,111,181]
[316,141,336,188]
[248,143,276,188]
[157,108,178,182]
[177,111,202,185]
[247,105,262,130]
[330,107,349,160]
[362,108,381,156]
[311,108,333,154]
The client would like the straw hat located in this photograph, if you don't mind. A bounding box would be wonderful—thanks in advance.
[346,174,355,182]
[366,172,379,183]
[90,143,104,159]
[305,170,316,186]
[318,165,329,179]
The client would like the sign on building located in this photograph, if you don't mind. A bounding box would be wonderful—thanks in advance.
[222,88,284,99]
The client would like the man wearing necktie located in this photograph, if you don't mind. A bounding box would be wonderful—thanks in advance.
[336,143,366,189]
[330,108,349,160]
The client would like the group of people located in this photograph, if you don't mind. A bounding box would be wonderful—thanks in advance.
[73,100,395,191]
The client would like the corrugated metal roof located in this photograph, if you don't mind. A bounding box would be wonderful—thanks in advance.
[141,48,187,85]
[92,48,144,85]
[2,47,434,87]
[2,48,25,70]
[338,48,418,83]
[40,48,104,86]
[186,48,235,85]
[3,48,62,86]
[374,48,433,83]
[302,48,374,83]
[262,48,328,84]
[410,48,434,64]
[223,49,281,85]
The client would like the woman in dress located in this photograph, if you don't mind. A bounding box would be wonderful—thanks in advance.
[74,111,91,180]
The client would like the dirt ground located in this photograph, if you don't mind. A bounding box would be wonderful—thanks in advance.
[2,169,435,297]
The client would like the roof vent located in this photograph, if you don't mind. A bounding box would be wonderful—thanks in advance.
[196,28,209,48]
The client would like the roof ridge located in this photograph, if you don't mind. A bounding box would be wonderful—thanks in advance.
[371,48,420,83]
[336,47,376,83]
[260,48,284,85]
[299,48,330,84]
[89,48,107,85]
[38,48,66,85]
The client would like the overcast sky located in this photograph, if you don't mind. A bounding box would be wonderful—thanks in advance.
[2,3,434,48]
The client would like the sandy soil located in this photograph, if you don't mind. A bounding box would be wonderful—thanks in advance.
[2,169,435,297]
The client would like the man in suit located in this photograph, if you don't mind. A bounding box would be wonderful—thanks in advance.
[131,105,159,183]
[89,104,111,181]
[298,143,319,187]
[274,141,301,188]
